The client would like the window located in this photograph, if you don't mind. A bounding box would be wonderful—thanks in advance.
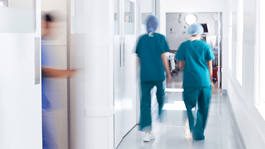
[140,0,156,33]
[255,0,265,120]
[71,0,75,33]
[229,8,233,70]
[114,0,120,35]
[236,0,243,84]
[0,0,8,7]
[124,0,135,35]
[258,0,265,106]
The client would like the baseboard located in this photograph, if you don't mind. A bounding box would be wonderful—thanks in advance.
[226,93,247,149]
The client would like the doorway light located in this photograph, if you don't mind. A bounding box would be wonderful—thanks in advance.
[0,2,4,6]
[185,13,197,25]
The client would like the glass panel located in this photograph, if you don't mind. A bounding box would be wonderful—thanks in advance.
[237,0,243,78]
[71,0,75,33]
[0,0,35,33]
[8,0,35,11]
[114,0,120,35]
[140,0,153,33]
[258,0,265,103]
[124,0,135,35]
[228,26,232,69]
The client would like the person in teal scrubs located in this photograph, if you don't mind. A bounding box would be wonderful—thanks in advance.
[175,23,215,140]
[135,15,172,142]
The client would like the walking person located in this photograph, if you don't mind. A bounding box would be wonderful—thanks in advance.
[175,23,215,140]
[135,15,172,142]
[42,12,76,149]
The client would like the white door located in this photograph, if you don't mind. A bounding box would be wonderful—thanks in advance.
[0,1,42,148]
[114,0,124,147]
[114,0,137,147]
[121,0,137,138]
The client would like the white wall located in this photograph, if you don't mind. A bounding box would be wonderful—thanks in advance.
[222,0,265,148]
[166,12,218,50]
[159,0,226,35]
[41,1,68,149]
[0,0,42,148]
[81,0,114,148]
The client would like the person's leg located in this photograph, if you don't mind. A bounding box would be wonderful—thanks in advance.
[139,81,155,132]
[193,86,211,140]
[42,111,59,149]
[183,88,200,132]
[155,80,165,119]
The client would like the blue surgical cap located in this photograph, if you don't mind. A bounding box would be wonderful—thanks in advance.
[146,15,159,34]
[187,23,204,35]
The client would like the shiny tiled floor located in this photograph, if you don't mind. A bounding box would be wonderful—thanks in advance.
[117,87,242,149]
[167,69,183,89]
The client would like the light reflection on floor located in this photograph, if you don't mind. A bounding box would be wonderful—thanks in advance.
[163,101,195,111]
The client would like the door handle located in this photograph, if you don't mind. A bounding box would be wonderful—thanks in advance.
[123,37,125,66]
[120,39,122,67]
[35,37,40,85]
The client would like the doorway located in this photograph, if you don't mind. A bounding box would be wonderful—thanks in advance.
[166,12,223,91]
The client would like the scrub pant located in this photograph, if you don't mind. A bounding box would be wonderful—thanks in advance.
[42,111,59,149]
[183,86,211,140]
[139,80,164,131]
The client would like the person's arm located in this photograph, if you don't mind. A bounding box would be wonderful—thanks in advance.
[161,53,172,83]
[178,61,185,68]
[42,68,76,78]
[207,60,214,88]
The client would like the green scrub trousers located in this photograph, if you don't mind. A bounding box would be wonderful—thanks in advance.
[183,86,211,140]
[139,80,164,131]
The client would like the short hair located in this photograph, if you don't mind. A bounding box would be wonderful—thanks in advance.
[42,10,65,22]
[42,13,53,22]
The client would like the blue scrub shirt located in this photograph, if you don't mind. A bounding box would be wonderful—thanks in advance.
[41,37,58,111]
[175,40,215,88]
[136,33,170,82]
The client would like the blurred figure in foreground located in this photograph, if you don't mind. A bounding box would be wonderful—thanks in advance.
[175,23,215,140]
[42,12,75,149]
[135,15,172,142]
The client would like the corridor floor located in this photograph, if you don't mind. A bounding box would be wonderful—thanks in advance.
[117,88,242,149]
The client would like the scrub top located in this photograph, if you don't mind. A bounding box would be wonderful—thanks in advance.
[42,37,60,111]
[136,33,170,82]
[175,40,215,88]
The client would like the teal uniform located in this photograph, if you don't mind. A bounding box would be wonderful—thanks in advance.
[176,40,215,140]
[136,33,170,131]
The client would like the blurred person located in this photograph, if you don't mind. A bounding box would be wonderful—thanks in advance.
[42,12,75,149]
[135,15,172,142]
[175,23,215,140]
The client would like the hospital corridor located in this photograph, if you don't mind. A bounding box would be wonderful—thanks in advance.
[0,0,265,149]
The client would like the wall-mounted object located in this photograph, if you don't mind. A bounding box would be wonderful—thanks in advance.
[170,28,175,34]
[185,13,197,25]
[213,13,218,21]
[0,0,36,33]
[201,23,210,34]
[178,13,182,24]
